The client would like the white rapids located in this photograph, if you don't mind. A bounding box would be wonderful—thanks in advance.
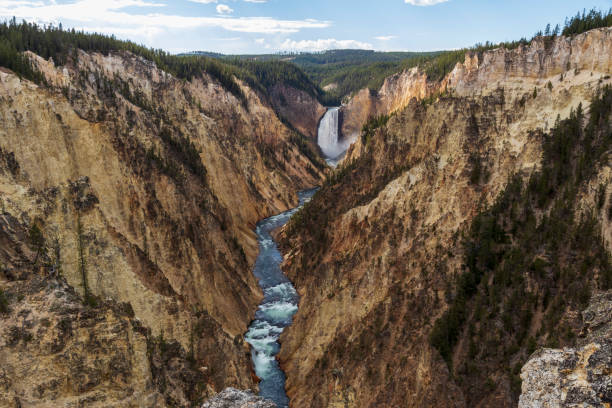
[244,189,317,408]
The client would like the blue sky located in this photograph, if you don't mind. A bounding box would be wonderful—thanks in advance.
[0,0,610,54]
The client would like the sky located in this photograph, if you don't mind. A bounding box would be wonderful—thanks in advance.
[0,0,610,54]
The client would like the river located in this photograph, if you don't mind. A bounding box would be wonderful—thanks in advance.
[244,188,318,408]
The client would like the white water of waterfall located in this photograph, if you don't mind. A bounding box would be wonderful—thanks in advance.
[317,107,341,158]
[317,107,353,166]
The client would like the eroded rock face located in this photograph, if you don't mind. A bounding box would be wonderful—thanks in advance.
[278,28,611,408]
[519,291,612,408]
[269,83,326,140]
[340,69,430,139]
[0,48,324,406]
[0,276,165,407]
[202,388,277,408]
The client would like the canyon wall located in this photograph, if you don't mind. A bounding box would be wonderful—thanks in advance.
[269,83,327,140]
[0,49,324,407]
[340,69,430,139]
[341,27,612,140]
[279,28,612,408]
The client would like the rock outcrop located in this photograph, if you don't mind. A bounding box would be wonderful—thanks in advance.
[519,291,612,408]
[202,388,277,408]
[0,276,166,407]
[0,48,324,406]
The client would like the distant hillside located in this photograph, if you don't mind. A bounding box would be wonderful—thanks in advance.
[185,50,443,104]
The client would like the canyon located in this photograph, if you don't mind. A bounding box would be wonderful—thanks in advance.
[0,21,610,408]
[0,47,325,407]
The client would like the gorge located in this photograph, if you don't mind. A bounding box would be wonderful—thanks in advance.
[244,101,354,407]
[0,12,611,408]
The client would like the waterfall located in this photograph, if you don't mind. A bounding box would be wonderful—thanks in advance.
[317,107,355,166]
[317,107,342,159]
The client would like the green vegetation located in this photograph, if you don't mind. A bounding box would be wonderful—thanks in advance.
[361,114,390,145]
[226,59,323,100]
[187,49,441,104]
[468,152,488,185]
[430,86,612,401]
[4,8,609,106]
[3,8,610,106]
[195,37,529,100]
[298,53,441,105]
[76,213,97,307]
[146,146,185,185]
[0,18,278,102]
[28,224,45,266]
[50,236,62,276]
[0,35,44,83]
[0,289,8,314]
[158,126,207,182]
[0,18,333,112]
[289,131,327,172]
[562,8,612,36]
[252,8,611,100]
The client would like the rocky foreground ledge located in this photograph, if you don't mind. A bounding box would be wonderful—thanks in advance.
[202,388,277,408]
[519,291,612,407]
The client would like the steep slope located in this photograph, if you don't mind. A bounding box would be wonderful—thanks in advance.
[278,28,611,408]
[0,46,324,407]
[268,83,326,140]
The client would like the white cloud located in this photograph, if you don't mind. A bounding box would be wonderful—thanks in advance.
[0,0,330,34]
[280,38,373,52]
[216,4,233,14]
[254,38,265,44]
[0,1,47,6]
[404,0,449,6]
[375,35,396,41]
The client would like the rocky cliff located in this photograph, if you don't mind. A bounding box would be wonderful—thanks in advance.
[0,47,324,407]
[340,69,430,139]
[341,27,612,141]
[519,291,612,408]
[279,28,612,408]
[269,83,327,141]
